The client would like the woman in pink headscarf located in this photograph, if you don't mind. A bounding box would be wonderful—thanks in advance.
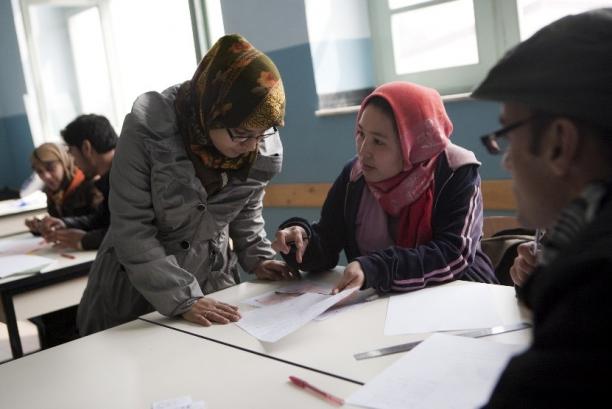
[273,82,496,293]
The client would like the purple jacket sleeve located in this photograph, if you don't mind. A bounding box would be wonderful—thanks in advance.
[358,164,489,291]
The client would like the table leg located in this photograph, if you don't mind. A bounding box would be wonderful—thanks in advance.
[2,295,23,358]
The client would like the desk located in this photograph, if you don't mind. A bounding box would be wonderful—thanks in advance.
[0,200,46,238]
[142,271,532,384]
[0,233,96,358]
[0,319,362,409]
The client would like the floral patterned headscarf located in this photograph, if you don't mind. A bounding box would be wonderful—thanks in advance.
[175,34,285,176]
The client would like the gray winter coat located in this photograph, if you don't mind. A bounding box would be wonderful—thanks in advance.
[76,86,282,335]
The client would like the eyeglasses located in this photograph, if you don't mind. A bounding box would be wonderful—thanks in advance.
[227,126,277,143]
[480,116,537,155]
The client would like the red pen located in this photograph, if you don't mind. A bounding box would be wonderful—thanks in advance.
[289,376,344,406]
[60,253,76,259]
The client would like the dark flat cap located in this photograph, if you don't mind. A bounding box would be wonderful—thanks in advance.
[472,8,612,129]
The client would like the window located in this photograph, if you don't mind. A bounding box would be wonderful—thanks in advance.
[14,0,224,145]
[369,0,612,96]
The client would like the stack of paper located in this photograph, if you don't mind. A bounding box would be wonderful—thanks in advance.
[0,254,55,278]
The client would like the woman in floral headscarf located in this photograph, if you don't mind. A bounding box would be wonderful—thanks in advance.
[77,34,293,335]
[273,82,496,294]
[25,143,101,234]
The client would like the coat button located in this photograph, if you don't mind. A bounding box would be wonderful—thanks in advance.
[180,240,190,250]
[197,203,207,211]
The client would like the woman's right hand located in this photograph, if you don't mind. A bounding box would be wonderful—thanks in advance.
[182,297,241,327]
[509,242,538,287]
[271,226,308,263]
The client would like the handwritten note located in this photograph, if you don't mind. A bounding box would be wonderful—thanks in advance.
[347,333,525,409]
[236,289,356,342]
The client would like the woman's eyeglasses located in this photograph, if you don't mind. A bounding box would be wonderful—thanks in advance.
[480,116,537,155]
[227,126,278,143]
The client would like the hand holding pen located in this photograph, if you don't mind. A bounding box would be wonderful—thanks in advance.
[509,229,544,287]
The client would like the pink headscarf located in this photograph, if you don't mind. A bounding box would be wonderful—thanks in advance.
[351,82,452,247]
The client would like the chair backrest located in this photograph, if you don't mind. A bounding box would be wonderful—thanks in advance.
[482,216,521,238]
[481,216,534,286]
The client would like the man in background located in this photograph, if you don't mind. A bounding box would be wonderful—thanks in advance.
[41,114,116,250]
[473,8,612,407]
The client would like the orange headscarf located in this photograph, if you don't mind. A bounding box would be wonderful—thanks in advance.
[350,82,452,248]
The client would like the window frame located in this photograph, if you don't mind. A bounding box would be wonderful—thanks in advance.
[14,0,220,145]
[368,0,521,95]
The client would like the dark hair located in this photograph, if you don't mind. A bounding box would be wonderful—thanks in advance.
[363,96,398,134]
[60,114,118,153]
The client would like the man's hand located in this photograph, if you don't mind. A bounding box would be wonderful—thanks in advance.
[46,228,86,250]
[39,216,66,238]
[253,259,298,281]
[510,242,538,286]
[332,261,366,294]
[182,297,241,327]
[271,226,308,263]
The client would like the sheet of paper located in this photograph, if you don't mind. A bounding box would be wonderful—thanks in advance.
[0,236,49,255]
[0,254,56,278]
[0,191,47,216]
[315,288,378,321]
[236,288,356,342]
[241,280,333,308]
[385,282,522,335]
[347,333,525,409]
[151,396,205,409]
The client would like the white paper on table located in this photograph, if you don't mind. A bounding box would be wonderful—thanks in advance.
[241,280,333,308]
[236,288,356,342]
[0,254,55,278]
[347,333,525,409]
[315,288,378,321]
[151,396,206,409]
[0,236,49,255]
[385,282,522,335]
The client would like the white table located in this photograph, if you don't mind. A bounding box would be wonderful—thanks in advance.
[0,198,46,238]
[0,233,96,358]
[0,319,362,409]
[142,271,532,384]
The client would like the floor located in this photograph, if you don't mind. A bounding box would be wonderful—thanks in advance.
[0,320,40,363]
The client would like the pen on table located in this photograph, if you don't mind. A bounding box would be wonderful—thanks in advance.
[60,253,76,259]
[289,376,344,406]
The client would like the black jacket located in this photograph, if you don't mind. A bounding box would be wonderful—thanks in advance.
[483,186,612,408]
[62,172,110,250]
[280,154,496,292]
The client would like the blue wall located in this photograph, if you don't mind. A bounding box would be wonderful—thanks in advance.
[0,1,34,190]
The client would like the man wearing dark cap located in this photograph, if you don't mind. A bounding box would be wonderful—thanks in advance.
[472,8,612,408]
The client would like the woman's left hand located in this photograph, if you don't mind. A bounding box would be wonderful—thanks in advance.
[254,260,299,281]
[332,261,365,294]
